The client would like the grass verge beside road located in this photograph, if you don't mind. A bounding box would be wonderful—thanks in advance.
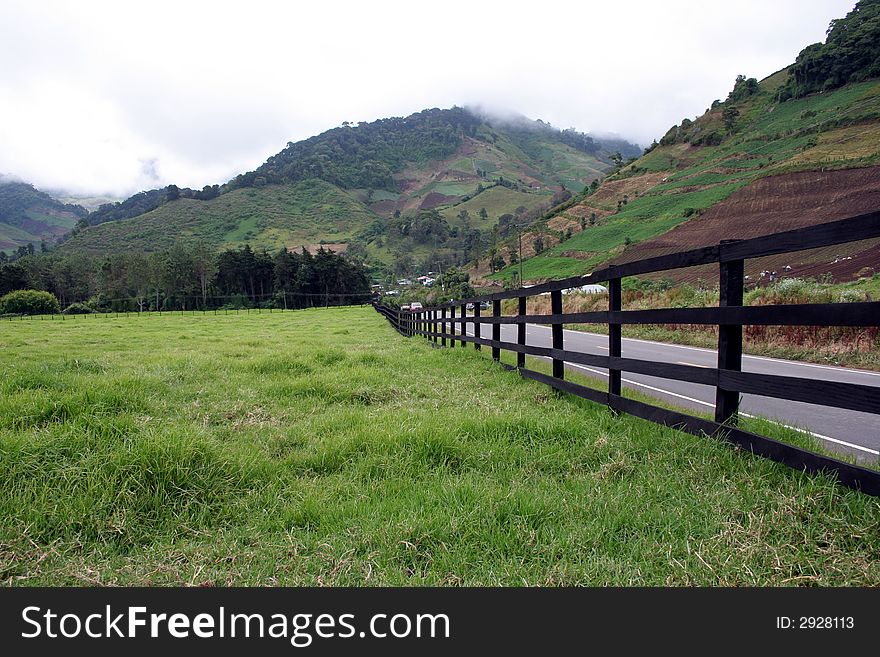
[1,307,878,585]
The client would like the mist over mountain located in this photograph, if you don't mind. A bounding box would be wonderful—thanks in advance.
[53,107,640,277]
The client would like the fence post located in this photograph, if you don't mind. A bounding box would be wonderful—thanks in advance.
[441,307,448,347]
[609,273,622,398]
[551,289,564,379]
[492,299,501,361]
[473,302,481,350]
[449,306,456,347]
[517,295,526,368]
[716,241,744,425]
[432,309,437,344]
[459,303,466,347]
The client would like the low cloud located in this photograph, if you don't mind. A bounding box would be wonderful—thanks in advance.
[0,0,857,196]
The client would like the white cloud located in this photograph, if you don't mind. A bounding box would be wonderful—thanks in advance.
[0,0,858,196]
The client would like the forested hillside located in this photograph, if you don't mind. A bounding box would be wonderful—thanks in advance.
[778,0,880,100]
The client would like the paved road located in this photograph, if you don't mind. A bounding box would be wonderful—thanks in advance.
[456,322,880,463]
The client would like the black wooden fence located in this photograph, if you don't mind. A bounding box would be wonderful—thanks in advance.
[375,211,880,496]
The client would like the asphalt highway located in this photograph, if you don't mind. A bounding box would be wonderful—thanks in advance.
[458,322,880,463]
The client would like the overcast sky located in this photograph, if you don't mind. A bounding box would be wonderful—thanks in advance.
[0,0,857,197]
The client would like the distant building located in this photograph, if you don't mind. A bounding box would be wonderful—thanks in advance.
[563,284,608,295]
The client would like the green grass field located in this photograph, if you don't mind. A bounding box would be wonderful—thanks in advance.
[440,185,552,228]
[1,308,878,585]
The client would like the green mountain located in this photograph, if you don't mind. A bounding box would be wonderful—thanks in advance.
[0,178,87,253]
[58,108,639,274]
[488,0,880,285]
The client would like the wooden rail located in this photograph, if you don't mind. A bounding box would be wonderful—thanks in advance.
[375,211,880,496]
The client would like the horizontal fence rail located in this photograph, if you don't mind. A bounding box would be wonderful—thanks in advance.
[375,212,880,496]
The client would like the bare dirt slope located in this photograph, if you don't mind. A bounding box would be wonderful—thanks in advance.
[613,166,880,283]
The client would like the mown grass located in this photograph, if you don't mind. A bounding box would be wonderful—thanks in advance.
[1,308,878,585]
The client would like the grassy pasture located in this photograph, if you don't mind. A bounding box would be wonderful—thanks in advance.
[1,308,878,585]
[440,185,551,228]
[59,180,378,255]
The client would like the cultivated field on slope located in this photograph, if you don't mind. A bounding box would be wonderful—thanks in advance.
[1,308,878,585]
[495,79,880,284]
[613,166,880,284]
[1,210,79,252]
[438,185,553,228]
[395,135,606,218]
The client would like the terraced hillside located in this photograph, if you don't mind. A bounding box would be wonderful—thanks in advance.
[488,75,880,285]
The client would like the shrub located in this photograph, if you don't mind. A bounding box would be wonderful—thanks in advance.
[837,289,865,303]
[0,289,61,315]
[692,131,723,146]
[62,302,94,315]
[85,294,111,312]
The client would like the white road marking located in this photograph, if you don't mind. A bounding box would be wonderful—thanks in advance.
[741,353,880,377]
[564,361,879,456]
[740,421,879,455]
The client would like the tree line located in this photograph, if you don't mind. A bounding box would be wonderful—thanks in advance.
[0,243,372,313]
[778,0,880,101]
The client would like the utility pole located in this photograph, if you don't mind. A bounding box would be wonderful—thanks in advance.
[518,225,524,288]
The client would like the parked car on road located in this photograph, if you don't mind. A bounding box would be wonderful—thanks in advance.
[409,302,423,311]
